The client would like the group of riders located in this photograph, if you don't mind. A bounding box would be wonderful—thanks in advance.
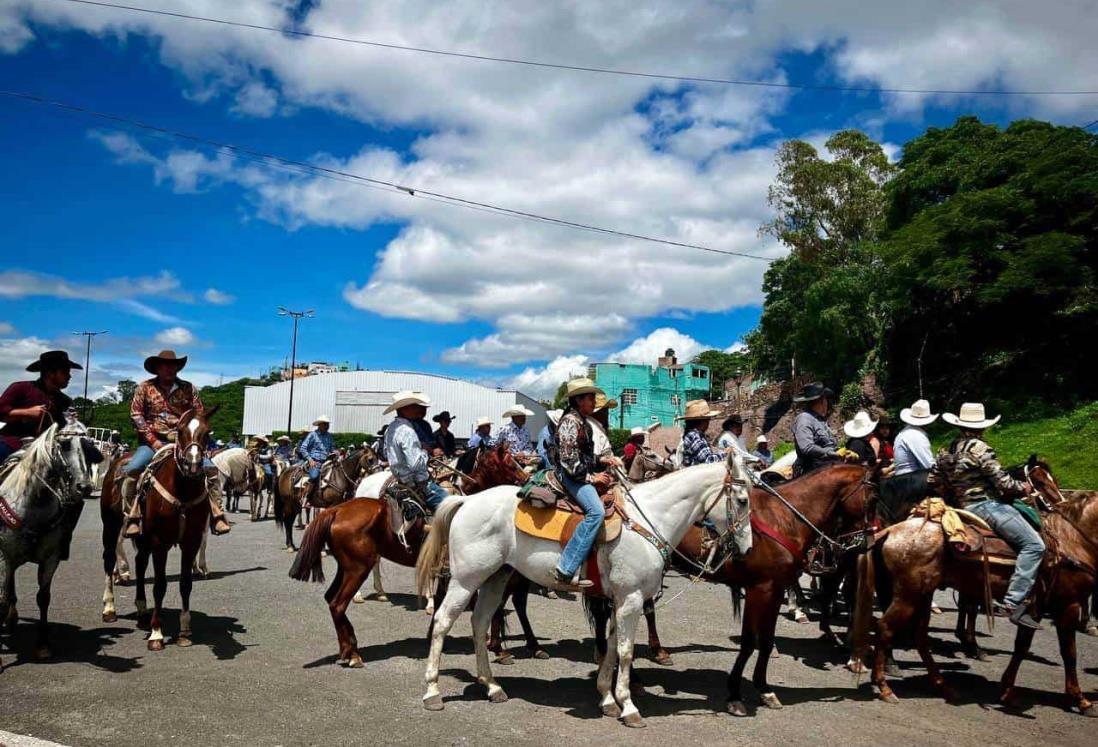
[0,347,1047,627]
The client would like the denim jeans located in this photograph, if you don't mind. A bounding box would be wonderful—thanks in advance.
[261,464,273,477]
[557,472,604,577]
[126,444,213,475]
[308,465,321,482]
[0,440,14,462]
[423,481,449,511]
[968,499,1045,607]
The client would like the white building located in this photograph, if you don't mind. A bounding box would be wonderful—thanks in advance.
[242,370,547,439]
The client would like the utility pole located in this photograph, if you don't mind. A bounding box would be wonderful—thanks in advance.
[916,334,929,400]
[71,330,107,420]
[277,307,314,436]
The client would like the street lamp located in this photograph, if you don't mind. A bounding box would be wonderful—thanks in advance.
[277,307,314,436]
[71,330,108,420]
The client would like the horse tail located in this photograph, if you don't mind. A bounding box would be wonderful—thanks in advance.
[415,496,465,598]
[730,586,743,624]
[289,507,336,583]
[851,541,883,670]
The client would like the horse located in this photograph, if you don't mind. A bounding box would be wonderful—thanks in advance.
[273,447,378,552]
[416,454,751,726]
[288,444,531,668]
[99,406,219,649]
[626,446,676,483]
[596,462,876,716]
[211,447,257,514]
[1,420,100,667]
[853,460,1098,716]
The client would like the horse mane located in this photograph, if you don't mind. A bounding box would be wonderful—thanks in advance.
[455,446,481,475]
[0,424,58,501]
[1054,492,1098,523]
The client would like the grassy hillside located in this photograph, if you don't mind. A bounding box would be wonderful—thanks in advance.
[975,401,1098,489]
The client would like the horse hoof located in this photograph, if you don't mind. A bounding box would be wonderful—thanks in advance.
[601,702,622,718]
[336,658,349,666]
[348,656,364,669]
[102,611,117,623]
[727,700,749,717]
[488,689,508,704]
[176,637,193,648]
[651,651,674,666]
[33,645,52,661]
[494,653,515,666]
[423,694,445,711]
[286,547,297,554]
[545,590,559,599]
[621,712,646,728]
[532,649,550,660]
[352,593,366,604]
[147,639,164,652]
[375,594,389,603]
[880,690,900,704]
[760,692,783,710]
[1081,703,1098,718]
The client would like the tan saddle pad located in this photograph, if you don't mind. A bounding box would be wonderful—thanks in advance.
[514,486,624,546]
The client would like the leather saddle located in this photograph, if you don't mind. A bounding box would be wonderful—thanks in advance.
[949,524,1018,566]
[515,470,623,547]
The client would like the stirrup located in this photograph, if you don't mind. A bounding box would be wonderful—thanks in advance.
[210,515,232,536]
[123,518,142,538]
[551,567,593,591]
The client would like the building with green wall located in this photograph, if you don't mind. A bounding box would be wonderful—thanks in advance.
[590,349,711,429]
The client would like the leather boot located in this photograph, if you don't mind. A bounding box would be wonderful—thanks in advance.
[121,476,143,539]
[205,468,232,536]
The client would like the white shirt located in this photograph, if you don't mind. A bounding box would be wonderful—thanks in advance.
[718,430,749,456]
[893,425,934,475]
[384,417,429,484]
[586,417,613,457]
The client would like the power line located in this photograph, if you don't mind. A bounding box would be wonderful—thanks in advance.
[46,0,1098,97]
[0,88,776,261]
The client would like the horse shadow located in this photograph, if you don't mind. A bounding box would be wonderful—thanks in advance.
[116,608,248,660]
[165,565,268,583]
[302,634,445,669]
[1,619,142,673]
[858,670,1001,706]
[367,592,423,614]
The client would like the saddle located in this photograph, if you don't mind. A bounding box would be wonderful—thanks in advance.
[903,497,1018,566]
[514,470,624,546]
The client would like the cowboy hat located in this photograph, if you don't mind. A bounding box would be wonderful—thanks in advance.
[564,377,603,399]
[253,434,269,444]
[546,409,563,426]
[502,405,535,419]
[676,399,721,421]
[27,350,83,372]
[793,381,834,403]
[383,390,431,415]
[843,410,879,439]
[629,426,647,439]
[312,415,331,425]
[473,416,493,429]
[943,402,1001,430]
[756,434,769,444]
[143,349,187,375]
[900,399,939,427]
[276,435,291,443]
[432,411,455,423]
[594,393,617,411]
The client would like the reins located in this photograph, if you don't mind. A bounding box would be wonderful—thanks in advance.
[749,466,871,554]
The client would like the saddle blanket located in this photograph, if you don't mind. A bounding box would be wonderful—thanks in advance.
[514,499,622,545]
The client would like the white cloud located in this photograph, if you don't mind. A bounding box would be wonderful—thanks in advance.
[154,326,196,347]
[442,313,632,367]
[507,354,591,401]
[725,341,748,353]
[231,81,279,118]
[114,299,184,324]
[203,288,235,305]
[0,269,188,302]
[0,321,14,336]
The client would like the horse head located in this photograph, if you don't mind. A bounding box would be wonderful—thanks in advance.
[464,444,529,491]
[1016,454,1066,509]
[834,463,877,530]
[55,415,101,498]
[355,445,381,476]
[173,405,219,478]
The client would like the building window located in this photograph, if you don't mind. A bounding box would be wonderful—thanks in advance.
[670,394,681,407]
[587,365,597,380]
[621,388,638,405]
[694,369,707,379]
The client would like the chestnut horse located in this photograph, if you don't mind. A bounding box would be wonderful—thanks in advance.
[595,462,876,716]
[100,406,219,649]
[855,461,1098,716]
[288,444,530,668]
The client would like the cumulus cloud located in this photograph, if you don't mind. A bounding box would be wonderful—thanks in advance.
[0,321,14,336]
[0,269,188,302]
[154,326,196,347]
[203,288,235,305]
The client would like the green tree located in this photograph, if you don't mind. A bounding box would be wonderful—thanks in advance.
[117,379,137,402]
[691,349,751,398]
[551,381,569,410]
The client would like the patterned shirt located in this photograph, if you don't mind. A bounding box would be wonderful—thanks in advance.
[554,410,598,482]
[468,430,490,449]
[385,417,429,484]
[0,379,73,451]
[130,377,203,447]
[297,429,334,463]
[681,426,723,467]
[929,437,1028,507]
[494,421,533,455]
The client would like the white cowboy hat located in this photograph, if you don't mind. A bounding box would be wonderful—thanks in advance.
[312,415,331,425]
[276,434,291,443]
[900,399,939,427]
[473,416,493,429]
[546,409,563,426]
[564,377,603,399]
[943,402,1001,430]
[503,405,535,419]
[253,434,270,443]
[629,426,647,437]
[382,390,431,415]
[844,410,879,439]
[756,434,768,444]
[676,399,721,421]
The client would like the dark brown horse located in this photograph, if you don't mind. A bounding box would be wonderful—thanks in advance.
[855,461,1098,716]
[288,444,531,668]
[273,447,379,551]
[595,462,876,715]
[100,406,219,649]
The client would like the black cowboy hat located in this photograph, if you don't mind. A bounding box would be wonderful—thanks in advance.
[27,350,83,372]
[793,381,835,403]
[722,414,744,428]
[432,411,455,423]
[143,349,188,375]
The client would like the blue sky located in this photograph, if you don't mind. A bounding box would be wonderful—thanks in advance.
[1,1,1093,398]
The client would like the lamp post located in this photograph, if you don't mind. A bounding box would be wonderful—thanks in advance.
[71,330,107,420]
[277,307,314,436]
[733,368,743,408]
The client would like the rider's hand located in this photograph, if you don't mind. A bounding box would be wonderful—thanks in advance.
[308,459,317,468]
[590,472,613,489]
[151,438,164,451]
[602,456,624,470]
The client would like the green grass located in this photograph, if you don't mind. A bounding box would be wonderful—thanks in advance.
[973,401,1098,489]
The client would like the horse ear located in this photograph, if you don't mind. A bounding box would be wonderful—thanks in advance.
[205,404,221,420]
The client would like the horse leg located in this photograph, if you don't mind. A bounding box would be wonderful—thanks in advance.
[330,561,369,668]
[751,584,787,709]
[999,623,1037,710]
[147,548,169,651]
[595,603,620,717]
[285,514,297,552]
[423,576,477,711]
[134,544,151,630]
[32,555,60,661]
[0,554,12,667]
[913,599,954,702]
[873,595,918,703]
[591,597,611,666]
[193,530,209,577]
[727,585,762,716]
[511,577,547,659]
[1055,604,1096,716]
[102,513,121,622]
[177,540,199,647]
[643,600,672,666]
[472,571,511,703]
[612,591,646,727]
[961,599,987,661]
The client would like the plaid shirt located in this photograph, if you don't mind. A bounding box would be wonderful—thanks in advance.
[681,426,723,467]
[130,377,203,447]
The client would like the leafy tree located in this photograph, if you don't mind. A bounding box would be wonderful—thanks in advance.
[691,349,752,398]
[551,381,569,410]
[117,379,137,402]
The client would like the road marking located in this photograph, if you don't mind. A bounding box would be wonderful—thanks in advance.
[0,731,74,747]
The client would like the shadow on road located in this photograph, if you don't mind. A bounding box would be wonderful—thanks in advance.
[2,620,141,673]
[163,565,268,583]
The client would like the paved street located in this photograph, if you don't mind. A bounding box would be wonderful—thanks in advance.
[1,503,1096,746]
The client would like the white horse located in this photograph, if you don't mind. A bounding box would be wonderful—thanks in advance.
[416,455,746,726]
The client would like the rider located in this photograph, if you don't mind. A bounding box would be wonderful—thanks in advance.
[122,349,230,538]
[678,399,725,466]
[791,382,853,476]
[0,350,80,462]
[930,402,1044,630]
[751,435,774,467]
[252,434,274,484]
[622,427,647,471]
[494,406,536,462]
[553,378,616,591]
[297,416,335,489]
[468,417,493,448]
[382,391,449,513]
[879,399,938,518]
[843,410,881,466]
[536,409,562,469]
[717,414,750,457]
[587,394,618,463]
[431,411,457,457]
[273,434,295,462]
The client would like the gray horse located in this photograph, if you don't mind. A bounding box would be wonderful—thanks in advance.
[0,421,99,667]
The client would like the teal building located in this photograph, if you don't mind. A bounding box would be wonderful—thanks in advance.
[590,349,712,429]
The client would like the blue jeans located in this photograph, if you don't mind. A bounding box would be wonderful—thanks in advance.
[126,444,213,474]
[557,472,604,577]
[308,465,321,482]
[424,481,448,512]
[261,464,273,477]
[0,441,14,462]
[968,500,1045,607]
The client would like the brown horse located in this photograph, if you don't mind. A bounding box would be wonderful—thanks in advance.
[100,406,219,649]
[273,447,379,551]
[595,462,876,715]
[288,444,530,668]
[855,461,1098,716]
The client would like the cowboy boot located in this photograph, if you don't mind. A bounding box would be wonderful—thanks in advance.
[121,476,143,539]
[205,467,232,536]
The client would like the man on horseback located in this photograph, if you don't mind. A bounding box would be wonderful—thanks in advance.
[552,378,617,591]
[432,411,457,457]
[0,350,80,462]
[383,391,449,515]
[121,350,230,538]
[678,399,725,466]
[791,382,853,476]
[930,402,1044,629]
[494,406,537,463]
[878,399,938,521]
[468,417,493,448]
[536,409,562,469]
[297,415,334,489]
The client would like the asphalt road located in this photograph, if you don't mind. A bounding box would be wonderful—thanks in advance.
[1,503,1096,746]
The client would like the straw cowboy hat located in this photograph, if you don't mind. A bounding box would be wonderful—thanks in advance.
[382,390,431,415]
[594,393,618,411]
[943,402,1001,430]
[564,377,603,399]
[843,410,879,439]
[546,409,563,426]
[276,435,291,443]
[900,399,939,427]
[312,415,331,425]
[143,349,187,375]
[432,411,455,423]
[676,399,721,421]
[26,350,83,372]
[793,381,834,403]
[473,416,493,429]
[503,405,535,419]
[253,434,269,444]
